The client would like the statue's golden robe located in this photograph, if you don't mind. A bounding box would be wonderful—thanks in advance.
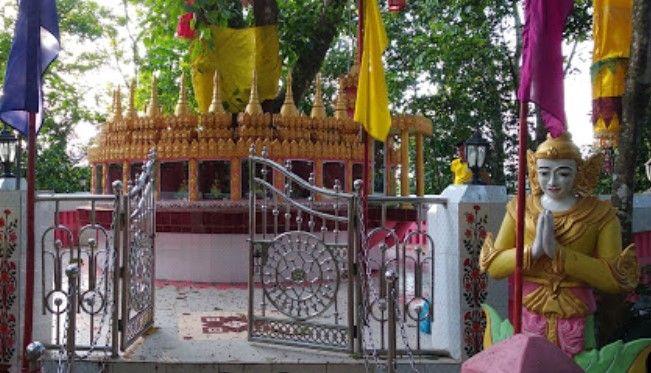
[480,195,638,351]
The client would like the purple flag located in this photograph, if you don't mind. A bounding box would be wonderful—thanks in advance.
[0,0,61,135]
[518,0,573,138]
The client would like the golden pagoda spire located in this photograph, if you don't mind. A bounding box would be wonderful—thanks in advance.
[280,71,299,117]
[114,86,123,122]
[127,78,137,119]
[175,71,190,116]
[245,69,263,115]
[208,70,225,113]
[146,75,161,117]
[310,73,326,119]
[334,78,348,119]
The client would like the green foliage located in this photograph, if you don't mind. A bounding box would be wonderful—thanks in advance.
[574,338,651,373]
[0,0,111,192]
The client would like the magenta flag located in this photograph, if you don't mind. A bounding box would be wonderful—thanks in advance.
[518,0,573,138]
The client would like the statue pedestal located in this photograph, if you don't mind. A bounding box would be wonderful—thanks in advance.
[428,184,509,360]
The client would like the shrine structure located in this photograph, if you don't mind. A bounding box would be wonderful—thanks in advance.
[87,65,433,202]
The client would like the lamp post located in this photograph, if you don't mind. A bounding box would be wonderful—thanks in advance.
[464,130,489,185]
[0,126,17,178]
[645,158,651,192]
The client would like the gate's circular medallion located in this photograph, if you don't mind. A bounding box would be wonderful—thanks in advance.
[261,231,340,321]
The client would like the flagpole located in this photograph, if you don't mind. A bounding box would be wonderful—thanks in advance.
[358,0,369,232]
[22,113,36,370]
[22,0,40,368]
[513,101,528,334]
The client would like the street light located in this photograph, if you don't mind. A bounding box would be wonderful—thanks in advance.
[464,130,489,185]
[645,158,651,192]
[0,126,17,178]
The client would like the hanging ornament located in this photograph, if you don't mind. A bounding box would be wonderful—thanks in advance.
[388,0,406,12]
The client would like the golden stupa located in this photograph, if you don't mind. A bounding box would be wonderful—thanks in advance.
[88,64,432,201]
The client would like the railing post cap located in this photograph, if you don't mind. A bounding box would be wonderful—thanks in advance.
[385,269,397,280]
[353,179,363,192]
[112,180,123,194]
[65,264,80,278]
[26,341,45,361]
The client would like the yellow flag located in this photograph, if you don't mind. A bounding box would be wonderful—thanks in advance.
[354,0,391,141]
[191,25,281,113]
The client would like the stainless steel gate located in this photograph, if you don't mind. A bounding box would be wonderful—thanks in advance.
[120,150,157,351]
[247,147,357,352]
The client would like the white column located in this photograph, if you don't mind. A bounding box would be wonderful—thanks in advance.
[428,184,508,361]
[0,188,27,369]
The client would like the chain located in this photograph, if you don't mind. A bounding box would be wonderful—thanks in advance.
[392,285,419,373]
[354,195,383,372]
[355,193,421,373]
[56,199,120,373]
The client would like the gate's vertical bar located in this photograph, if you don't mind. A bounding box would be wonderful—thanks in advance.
[353,181,363,354]
[150,152,157,332]
[347,197,355,354]
[111,181,122,357]
[65,264,79,372]
[120,182,130,351]
[386,269,397,373]
[247,146,256,337]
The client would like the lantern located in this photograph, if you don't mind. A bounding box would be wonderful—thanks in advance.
[0,126,17,178]
[464,130,489,185]
[388,0,406,12]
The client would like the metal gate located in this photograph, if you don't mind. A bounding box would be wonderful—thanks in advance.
[120,150,157,350]
[247,147,357,352]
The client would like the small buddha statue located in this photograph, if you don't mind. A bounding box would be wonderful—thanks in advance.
[480,133,640,357]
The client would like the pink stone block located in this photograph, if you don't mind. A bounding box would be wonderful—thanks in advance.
[461,334,583,373]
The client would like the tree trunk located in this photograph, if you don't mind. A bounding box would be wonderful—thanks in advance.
[261,0,348,113]
[600,0,651,346]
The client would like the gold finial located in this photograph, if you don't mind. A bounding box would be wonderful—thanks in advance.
[114,86,123,122]
[127,78,137,119]
[209,70,225,113]
[146,75,161,117]
[334,78,348,119]
[245,69,263,115]
[175,71,190,116]
[310,73,326,119]
[280,71,300,117]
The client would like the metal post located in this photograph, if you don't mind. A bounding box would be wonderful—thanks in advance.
[65,264,80,372]
[347,198,356,354]
[247,146,256,337]
[386,269,397,373]
[26,341,45,373]
[111,181,123,357]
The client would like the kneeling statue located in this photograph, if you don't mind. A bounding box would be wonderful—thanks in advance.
[480,133,649,371]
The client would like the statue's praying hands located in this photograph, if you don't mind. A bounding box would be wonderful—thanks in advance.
[532,210,556,260]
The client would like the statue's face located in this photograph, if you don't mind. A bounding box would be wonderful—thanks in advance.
[536,159,577,200]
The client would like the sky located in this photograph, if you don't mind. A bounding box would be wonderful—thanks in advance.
[68,1,596,151]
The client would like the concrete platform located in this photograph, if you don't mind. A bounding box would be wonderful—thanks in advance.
[42,281,460,372]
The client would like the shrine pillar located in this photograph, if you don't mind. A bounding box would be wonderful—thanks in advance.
[231,158,242,201]
[400,129,410,196]
[345,160,353,193]
[91,164,98,194]
[102,163,109,194]
[315,159,324,201]
[122,161,130,192]
[416,133,425,196]
[273,159,285,191]
[188,159,199,201]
